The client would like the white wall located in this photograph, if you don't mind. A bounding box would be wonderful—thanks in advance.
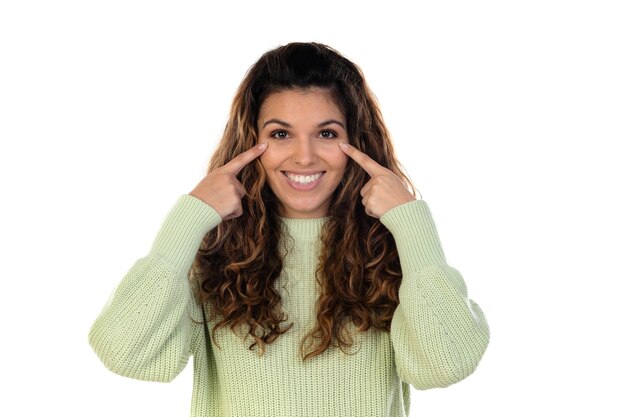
[1,1,624,415]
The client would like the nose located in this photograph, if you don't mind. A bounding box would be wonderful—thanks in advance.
[292,138,317,166]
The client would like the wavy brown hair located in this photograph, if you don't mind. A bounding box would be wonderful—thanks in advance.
[190,42,416,361]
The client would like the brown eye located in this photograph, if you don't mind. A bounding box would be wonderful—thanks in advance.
[320,129,338,139]
[271,130,289,139]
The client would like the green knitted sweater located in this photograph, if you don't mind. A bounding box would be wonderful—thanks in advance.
[89,194,489,417]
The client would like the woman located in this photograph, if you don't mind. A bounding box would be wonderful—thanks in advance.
[89,42,489,417]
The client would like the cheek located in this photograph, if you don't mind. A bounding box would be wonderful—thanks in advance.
[259,149,282,173]
[327,150,349,172]
[258,150,272,167]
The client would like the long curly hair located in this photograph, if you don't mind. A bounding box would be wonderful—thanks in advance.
[191,42,416,361]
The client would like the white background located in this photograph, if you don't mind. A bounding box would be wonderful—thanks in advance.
[1,1,624,416]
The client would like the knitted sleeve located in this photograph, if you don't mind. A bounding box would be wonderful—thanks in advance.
[88,194,222,382]
[379,199,490,390]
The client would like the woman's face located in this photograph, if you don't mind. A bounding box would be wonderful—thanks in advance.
[256,88,349,218]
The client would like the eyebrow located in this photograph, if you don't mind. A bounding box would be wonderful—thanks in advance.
[261,118,346,129]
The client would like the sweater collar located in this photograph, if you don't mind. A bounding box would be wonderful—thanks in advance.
[278,216,329,242]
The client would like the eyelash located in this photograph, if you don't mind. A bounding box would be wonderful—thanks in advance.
[269,129,339,140]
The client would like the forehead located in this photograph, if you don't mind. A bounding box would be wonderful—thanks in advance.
[258,88,344,120]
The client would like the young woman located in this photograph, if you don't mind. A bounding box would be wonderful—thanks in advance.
[89,42,490,417]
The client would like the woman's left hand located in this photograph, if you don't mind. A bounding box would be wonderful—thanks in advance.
[339,142,417,218]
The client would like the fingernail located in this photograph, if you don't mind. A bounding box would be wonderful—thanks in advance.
[259,142,268,149]
[339,142,348,149]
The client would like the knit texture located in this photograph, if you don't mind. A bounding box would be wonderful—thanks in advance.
[89,194,489,417]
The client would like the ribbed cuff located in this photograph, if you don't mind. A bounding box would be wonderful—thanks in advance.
[380,199,447,275]
[149,194,222,275]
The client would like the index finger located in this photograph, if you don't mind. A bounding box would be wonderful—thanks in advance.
[221,143,268,175]
[339,142,387,177]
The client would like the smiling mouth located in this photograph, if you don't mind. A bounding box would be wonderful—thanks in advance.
[282,171,325,185]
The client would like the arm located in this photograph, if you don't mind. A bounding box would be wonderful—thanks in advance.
[88,194,222,382]
[380,200,490,390]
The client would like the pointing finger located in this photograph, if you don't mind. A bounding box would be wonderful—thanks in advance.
[234,180,247,198]
[222,143,268,175]
[339,142,387,177]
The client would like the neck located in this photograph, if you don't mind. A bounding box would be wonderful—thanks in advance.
[279,216,328,242]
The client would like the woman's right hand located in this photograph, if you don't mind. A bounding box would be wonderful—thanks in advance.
[189,143,267,220]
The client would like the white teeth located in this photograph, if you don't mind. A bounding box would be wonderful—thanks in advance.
[285,172,323,184]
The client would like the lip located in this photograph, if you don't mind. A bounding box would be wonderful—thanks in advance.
[282,170,326,176]
[282,171,325,191]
